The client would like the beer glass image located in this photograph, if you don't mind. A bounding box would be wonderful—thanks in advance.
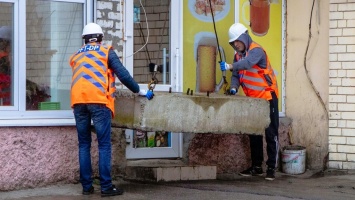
[194,32,226,93]
[197,45,216,93]
[242,0,270,36]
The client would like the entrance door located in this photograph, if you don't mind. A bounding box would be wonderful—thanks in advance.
[123,0,183,159]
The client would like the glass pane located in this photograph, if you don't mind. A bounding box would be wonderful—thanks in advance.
[26,0,83,110]
[0,3,14,106]
[134,130,171,148]
[133,0,171,85]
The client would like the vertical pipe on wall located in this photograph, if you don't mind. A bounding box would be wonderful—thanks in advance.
[175,48,179,92]
[163,48,166,84]
[281,0,286,116]
[119,0,123,39]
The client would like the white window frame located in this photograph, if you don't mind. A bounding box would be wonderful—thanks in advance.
[0,0,19,111]
[0,0,95,126]
[123,0,183,93]
[125,130,181,159]
[123,1,183,159]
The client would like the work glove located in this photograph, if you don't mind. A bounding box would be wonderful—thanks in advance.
[220,61,231,71]
[138,89,154,100]
[230,88,237,95]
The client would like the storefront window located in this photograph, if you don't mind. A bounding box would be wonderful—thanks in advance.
[133,0,171,85]
[134,131,171,148]
[0,3,14,106]
[26,0,83,110]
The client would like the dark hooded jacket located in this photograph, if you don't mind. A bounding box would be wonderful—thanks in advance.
[230,32,267,90]
[108,49,139,93]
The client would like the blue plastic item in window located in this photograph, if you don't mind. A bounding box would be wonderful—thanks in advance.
[133,5,140,23]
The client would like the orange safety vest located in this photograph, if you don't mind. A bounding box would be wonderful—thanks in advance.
[235,42,279,100]
[69,43,116,116]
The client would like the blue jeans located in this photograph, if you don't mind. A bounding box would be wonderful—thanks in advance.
[73,104,113,191]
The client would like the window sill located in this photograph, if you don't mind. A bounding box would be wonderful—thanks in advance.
[0,118,76,127]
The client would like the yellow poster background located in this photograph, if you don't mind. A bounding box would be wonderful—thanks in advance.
[183,0,283,110]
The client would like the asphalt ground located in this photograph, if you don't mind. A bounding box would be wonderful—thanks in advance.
[1,170,355,200]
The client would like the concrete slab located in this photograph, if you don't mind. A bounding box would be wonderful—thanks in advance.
[113,90,270,135]
[126,159,186,167]
[125,159,216,182]
[125,165,217,182]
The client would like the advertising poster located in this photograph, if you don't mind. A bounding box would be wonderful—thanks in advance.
[183,0,283,110]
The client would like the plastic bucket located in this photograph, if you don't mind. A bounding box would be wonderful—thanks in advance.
[281,145,306,175]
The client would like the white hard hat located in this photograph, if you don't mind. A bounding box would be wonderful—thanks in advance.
[0,26,12,40]
[228,23,247,43]
[82,23,104,36]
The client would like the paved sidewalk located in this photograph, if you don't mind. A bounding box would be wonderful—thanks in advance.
[1,170,355,200]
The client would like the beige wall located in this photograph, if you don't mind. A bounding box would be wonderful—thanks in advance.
[286,0,329,170]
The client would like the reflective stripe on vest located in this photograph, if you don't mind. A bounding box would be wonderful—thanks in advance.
[236,42,279,100]
[107,68,116,117]
[69,43,114,113]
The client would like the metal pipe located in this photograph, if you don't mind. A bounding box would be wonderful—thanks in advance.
[163,48,166,84]
[175,48,180,92]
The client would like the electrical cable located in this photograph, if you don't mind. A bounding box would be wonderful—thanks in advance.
[154,0,171,66]
[303,0,327,116]
[208,0,228,94]
[208,0,222,61]
[125,0,149,58]
[137,23,152,64]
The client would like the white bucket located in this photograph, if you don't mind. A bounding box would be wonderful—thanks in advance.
[281,145,306,175]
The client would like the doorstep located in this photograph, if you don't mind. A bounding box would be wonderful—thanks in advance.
[125,159,217,182]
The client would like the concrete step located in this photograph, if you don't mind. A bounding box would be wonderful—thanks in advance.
[125,159,216,182]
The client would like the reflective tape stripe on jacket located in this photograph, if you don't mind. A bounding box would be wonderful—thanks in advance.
[69,43,116,115]
[107,68,116,116]
[236,42,279,100]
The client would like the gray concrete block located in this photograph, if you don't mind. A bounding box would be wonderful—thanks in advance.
[198,166,217,180]
[125,165,217,182]
[157,167,181,182]
[181,166,199,180]
[113,90,270,135]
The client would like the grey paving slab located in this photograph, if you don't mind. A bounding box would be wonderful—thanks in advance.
[2,170,355,200]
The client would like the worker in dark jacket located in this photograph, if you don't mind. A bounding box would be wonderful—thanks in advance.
[220,23,279,181]
[69,23,153,197]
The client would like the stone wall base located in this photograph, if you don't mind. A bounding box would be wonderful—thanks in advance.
[0,127,125,191]
[188,117,292,173]
[0,119,291,191]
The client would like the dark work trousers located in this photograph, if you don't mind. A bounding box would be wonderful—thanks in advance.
[249,92,279,169]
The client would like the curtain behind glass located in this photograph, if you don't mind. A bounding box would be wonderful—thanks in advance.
[0,3,14,106]
[26,0,83,110]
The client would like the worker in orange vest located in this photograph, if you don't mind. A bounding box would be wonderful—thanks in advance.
[70,23,153,197]
[220,23,279,181]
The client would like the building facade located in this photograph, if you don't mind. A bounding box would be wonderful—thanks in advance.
[0,0,354,191]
